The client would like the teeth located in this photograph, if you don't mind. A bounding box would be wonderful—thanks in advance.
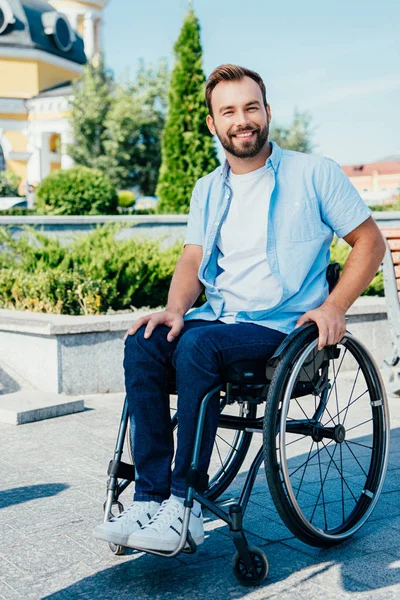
[236,132,253,138]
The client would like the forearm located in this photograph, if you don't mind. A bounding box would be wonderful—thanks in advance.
[166,255,204,316]
[325,237,386,313]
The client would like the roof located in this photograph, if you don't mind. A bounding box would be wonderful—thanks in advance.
[0,0,86,65]
[342,160,400,177]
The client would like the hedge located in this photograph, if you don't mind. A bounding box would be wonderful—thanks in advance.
[0,228,383,316]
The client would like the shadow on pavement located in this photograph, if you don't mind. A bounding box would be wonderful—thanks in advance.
[0,483,69,509]
[40,426,400,599]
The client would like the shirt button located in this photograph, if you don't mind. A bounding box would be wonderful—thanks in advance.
[225,192,230,199]
[215,221,220,226]
[207,250,211,255]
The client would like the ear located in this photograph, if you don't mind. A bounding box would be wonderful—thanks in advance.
[266,104,272,124]
[206,114,216,135]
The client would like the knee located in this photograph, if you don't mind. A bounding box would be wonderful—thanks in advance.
[173,328,216,370]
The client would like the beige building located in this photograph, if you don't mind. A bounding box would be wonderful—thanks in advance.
[0,0,108,195]
[342,159,400,205]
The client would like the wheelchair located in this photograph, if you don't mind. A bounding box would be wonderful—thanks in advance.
[102,263,390,586]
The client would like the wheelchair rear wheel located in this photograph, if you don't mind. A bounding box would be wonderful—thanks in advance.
[264,326,390,547]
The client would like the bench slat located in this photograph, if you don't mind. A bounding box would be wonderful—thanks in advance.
[395,266,400,277]
[381,228,400,239]
[388,240,400,251]
[397,279,400,291]
[392,252,400,265]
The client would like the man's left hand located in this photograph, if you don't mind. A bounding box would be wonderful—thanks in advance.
[295,301,346,350]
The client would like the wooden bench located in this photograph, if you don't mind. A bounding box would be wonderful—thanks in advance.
[381,228,400,396]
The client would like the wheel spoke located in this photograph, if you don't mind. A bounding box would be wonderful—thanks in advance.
[289,439,334,478]
[215,432,239,451]
[317,441,328,529]
[295,441,315,499]
[344,440,368,477]
[346,440,373,450]
[323,389,368,427]
[346,418,373,433]
[320,440,358,504]
[310,442,339,524]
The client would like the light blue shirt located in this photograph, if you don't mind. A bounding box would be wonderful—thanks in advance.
[183,141,372,334]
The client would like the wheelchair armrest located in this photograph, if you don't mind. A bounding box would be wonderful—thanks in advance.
[268,322,318,363]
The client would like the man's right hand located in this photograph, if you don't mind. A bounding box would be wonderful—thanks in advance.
[124,309,185,343]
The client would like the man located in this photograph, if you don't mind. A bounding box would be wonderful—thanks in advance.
[93,64,386,552]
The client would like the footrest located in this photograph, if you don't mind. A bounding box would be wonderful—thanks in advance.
[107,459,135,481]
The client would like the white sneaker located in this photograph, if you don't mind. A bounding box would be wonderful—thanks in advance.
[126,497,204,552]
[92,501,161,546]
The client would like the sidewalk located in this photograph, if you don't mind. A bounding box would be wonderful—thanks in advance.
[0,382,399,600]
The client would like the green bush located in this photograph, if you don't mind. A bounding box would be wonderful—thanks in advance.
[369,198,400,212]
[0,227,385,316]
[35,166,118,215]
[0,207,34,216]
[0,170,20,197]
[118,190,135,208]
[330,237,384,296]
[0,225,182,315]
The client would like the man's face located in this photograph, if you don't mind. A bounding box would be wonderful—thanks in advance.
[206,76,271,159]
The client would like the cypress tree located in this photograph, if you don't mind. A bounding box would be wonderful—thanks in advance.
[156,8,218,214]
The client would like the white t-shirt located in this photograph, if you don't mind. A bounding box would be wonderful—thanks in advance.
[215,165,283,323]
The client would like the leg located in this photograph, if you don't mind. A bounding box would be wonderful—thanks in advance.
[123,319,224,502]
[171,324,287,497]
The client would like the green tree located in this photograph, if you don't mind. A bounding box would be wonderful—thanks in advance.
[156,8,218,214]
[271,109,315,153]
[0,170,20,197]
[103,60,169,195]
[67,56,114,171]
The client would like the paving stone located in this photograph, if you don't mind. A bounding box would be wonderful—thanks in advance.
[0,387,399,599]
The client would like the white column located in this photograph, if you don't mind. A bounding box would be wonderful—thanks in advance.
[96,17,104,55]
[60,128,74,170]
[83,12,95,61]
[41,132,52,179]
[27,131,43,184]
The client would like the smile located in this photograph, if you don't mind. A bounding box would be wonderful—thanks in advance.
[234,131,255,140]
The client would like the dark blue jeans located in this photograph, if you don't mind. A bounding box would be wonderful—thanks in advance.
[123,319,286,501]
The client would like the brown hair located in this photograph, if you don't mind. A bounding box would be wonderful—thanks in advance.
[205,64,267,116]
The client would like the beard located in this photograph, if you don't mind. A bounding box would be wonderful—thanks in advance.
[214,121,270,159]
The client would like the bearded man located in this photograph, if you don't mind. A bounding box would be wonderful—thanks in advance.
[93,64,385,551]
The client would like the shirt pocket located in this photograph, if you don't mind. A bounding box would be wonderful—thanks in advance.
[277,196,320,243]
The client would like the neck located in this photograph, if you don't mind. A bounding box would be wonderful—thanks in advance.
[226,141,272,175]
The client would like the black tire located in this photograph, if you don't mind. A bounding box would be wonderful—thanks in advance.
[126,397,256,502]
[264,325,390,548]
[232,546,269,586]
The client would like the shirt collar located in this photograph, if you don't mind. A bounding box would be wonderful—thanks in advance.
[221,140,283,179]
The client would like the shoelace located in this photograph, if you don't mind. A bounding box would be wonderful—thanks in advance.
[112,502,151,522]
[145,500,182,533]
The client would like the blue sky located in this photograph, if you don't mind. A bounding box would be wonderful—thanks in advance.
[103,0,400,166]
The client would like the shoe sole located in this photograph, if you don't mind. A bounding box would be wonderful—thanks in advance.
[92,526,131,546]
[125,534,205,552]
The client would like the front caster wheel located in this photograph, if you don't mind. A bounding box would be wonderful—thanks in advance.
[108,542,125,555]
[232,546,269,586]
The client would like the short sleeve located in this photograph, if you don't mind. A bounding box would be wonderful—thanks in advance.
[317,157,372,239]
[184,183,203,247]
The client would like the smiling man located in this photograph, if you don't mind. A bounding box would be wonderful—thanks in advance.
[93,64,386,552]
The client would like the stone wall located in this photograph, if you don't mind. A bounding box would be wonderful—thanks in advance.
[0,297,393,395]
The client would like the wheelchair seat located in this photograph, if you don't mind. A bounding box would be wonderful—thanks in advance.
[221,358,269,384]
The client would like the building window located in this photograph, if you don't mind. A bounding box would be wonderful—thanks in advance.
[49,133,61,153]
[0,143,5,171]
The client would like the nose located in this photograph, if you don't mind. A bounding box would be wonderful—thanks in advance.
[233,109,251,130]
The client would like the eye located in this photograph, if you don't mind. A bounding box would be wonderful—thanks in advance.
[223,111,233,116]
[247,106,258,111]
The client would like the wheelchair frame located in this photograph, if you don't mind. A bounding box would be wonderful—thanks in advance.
[103,264,390,586]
